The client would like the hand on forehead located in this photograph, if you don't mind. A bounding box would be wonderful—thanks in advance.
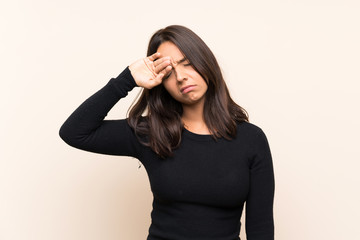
[167,57,178,67]
[169,56,186,67]
[157,55,176,66]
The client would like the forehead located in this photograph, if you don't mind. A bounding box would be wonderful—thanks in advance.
[157,41,186,64]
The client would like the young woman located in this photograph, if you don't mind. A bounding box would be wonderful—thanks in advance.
[59,25,275,240]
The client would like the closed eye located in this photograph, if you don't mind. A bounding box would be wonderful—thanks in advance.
[163,63,192,80]
[163,71,172,80]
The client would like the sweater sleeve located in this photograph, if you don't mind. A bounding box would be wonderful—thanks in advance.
[245,128,275,240]
[59,66,143,159]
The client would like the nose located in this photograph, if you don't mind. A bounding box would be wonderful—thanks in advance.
[176,70,186,82]
[170,58,187,82]
[173,66,187,82]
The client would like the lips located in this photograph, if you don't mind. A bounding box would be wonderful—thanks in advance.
[180,85,196,93]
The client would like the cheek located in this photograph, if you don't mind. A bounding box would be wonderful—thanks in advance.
[163,81,178,97]
[193,75,208,91]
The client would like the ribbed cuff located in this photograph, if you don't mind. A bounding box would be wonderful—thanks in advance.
[109,66,138,97]
[116,66,138,87]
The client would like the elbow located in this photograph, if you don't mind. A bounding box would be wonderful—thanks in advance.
[59,123,74,146]
[59,123,89,150]
[59,124,69,143]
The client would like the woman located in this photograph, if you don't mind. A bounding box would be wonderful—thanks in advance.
[59,25,275,240]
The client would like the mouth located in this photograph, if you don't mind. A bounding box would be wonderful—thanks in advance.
[180,85,196,93]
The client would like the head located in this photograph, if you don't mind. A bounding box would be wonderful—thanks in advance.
[157,41,208,107]
[128,25,248,159]
[147,25,226,109]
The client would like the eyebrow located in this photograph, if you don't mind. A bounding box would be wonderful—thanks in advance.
[164,57,188,79]
[174,57,188,64]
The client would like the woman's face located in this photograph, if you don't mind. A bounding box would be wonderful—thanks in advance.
[157,41,208,106]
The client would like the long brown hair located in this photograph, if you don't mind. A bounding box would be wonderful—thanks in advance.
[127,25,248,159]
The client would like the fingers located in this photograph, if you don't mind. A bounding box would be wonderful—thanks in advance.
[159,65,172,78]
[154,57,171,73]
[148,52,160,61]
[153,65,171,83]
[147,53,172,81]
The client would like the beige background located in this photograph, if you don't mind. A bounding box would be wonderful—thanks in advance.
[1,0,359,239]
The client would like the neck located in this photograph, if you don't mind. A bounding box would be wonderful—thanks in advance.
[181,100,210,134]
[182,106,204,123]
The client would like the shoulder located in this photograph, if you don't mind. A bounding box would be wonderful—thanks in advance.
[235,121,271,150]
[236,121,267,139]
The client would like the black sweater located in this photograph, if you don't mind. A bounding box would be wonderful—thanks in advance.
[59,67,275,240]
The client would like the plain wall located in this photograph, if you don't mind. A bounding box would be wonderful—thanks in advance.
[1,0,359,239]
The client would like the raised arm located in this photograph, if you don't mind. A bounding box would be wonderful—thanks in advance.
[245,128,275,240]
[59,53,173,158]
[59,67,142,157]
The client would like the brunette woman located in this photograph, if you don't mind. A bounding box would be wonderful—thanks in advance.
[59,25,275,240]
